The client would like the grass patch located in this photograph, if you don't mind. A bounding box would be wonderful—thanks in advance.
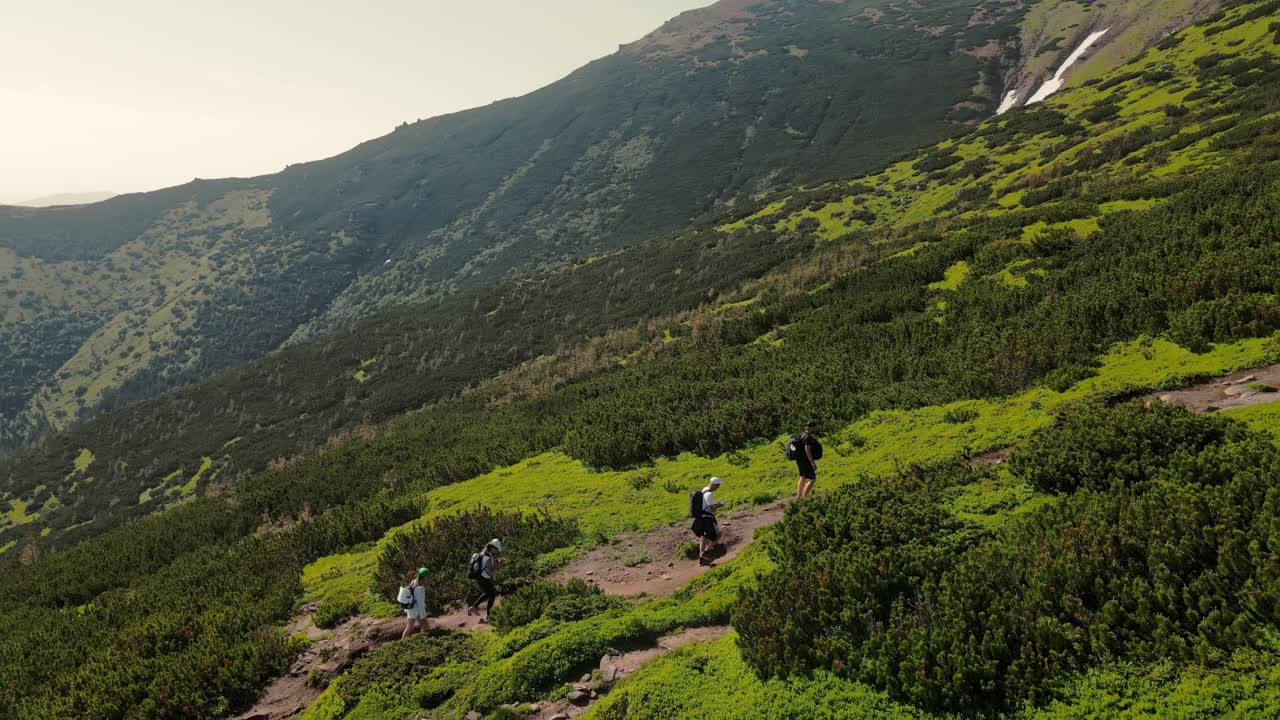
[5,498,37,527]
[71,449,94,474]
[1222,400,1280,439]
[172,457,212,497]
[928,261,971,291]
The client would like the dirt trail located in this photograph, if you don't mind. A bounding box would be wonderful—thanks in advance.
[969,364,1280,469]
[236,504,782,719]
[522,625,733,720]
[1143,363,1280,414]
[234,606,403,720]
[554,501,787,597]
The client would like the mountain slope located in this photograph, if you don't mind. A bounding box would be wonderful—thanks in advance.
[2,2,1280,717]
[8,192,117,208]
[0,0,1095,447]
[5,0,1278,558]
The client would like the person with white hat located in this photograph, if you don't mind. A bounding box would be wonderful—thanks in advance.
[466,538,503,623]
[691,477,726,566]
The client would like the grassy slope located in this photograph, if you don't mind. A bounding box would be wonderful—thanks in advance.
[303,334,1279,624]
[297,5,1280,717]
[302,332,1280,719]
[711,4,1274,248]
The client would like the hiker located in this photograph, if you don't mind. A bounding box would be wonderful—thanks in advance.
[789,420,823,499]
[466,539,502,623]
[398,567,429,639]
[691,476,725,566]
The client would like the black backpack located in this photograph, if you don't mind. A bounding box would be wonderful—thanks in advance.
[785,435,804,461]
[689,488,705,518]
[786,434,824,461]
[467,552,484,580]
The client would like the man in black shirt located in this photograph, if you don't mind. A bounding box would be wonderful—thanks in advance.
[795,421,819,499]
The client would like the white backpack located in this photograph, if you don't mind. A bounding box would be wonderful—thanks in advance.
[396,584,416,609]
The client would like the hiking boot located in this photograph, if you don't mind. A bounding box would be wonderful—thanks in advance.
[698,555,712,566]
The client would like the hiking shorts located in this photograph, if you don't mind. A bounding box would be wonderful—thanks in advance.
[692,515,719,541]
[797,462,816,482]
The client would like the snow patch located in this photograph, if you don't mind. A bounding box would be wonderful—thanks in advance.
[996,90,1020,115]
[1027,28,1110,105]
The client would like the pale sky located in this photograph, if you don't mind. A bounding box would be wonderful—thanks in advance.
[0,0,713,203]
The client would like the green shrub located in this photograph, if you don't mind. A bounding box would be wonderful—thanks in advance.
[1008,402,1244,494]
[737,407,1280,713]
[1040,363,1098,392]
[1168,291,1280,353]
[735,463,972,681]
[490,579,623,632]
[313,594,361,629]
[375,507,578,615]
[336,631,482,710]
[942,407,980,424]
[675,540,700,560]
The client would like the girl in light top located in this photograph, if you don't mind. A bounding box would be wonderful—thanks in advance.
[401,567,429,639]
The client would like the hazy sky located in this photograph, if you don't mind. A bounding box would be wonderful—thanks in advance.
[0,0,713,203]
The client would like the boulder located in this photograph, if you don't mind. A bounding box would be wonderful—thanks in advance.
[567,690,590,706]
[599,655,619,684]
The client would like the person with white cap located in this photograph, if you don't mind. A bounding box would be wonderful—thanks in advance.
[691,477,726,566]
[466,538,503,623]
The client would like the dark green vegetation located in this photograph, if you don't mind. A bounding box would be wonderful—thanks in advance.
[0,0,1032,446]
[1,2,1279,718]
[489,579,626,633]
[0,491,419,717]
[1,217,811,553]
[375,508,578,617]
[736,403,1280,712]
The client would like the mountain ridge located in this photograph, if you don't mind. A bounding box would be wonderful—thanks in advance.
[0,0,1220,449]
[1,0,1034,446]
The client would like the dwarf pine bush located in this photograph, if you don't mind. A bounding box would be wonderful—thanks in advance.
[375,507,578,615]
[736,406,1280,712]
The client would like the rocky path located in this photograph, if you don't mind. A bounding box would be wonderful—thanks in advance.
[234,607,403,720]
[236,504,783,719]
[969,364,1280,469]
[1143,363,1280,414]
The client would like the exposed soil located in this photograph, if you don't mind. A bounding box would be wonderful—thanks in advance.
[233,607,403,720]
[554,502,788,598]
[969,363,1280,469]
[970,447,1012,466]
[522,625,734,720]
[1143,364,1280,414]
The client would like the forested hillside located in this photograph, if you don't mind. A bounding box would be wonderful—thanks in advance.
[2,1,1280,718]
[0,0,1032,446]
